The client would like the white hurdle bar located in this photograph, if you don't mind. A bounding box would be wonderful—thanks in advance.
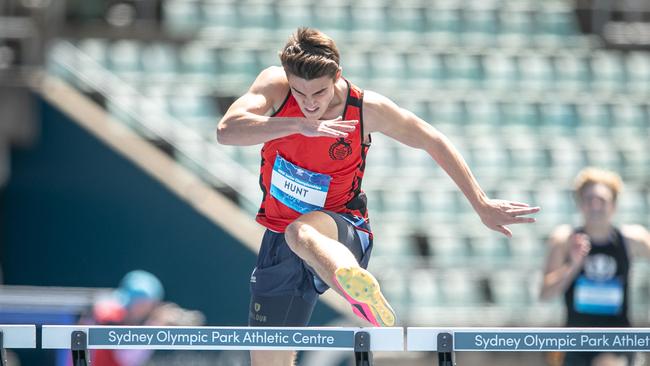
[0,325,37,366]
[408,327,650,366]
[0,325,36,349]
[42,326,403,366]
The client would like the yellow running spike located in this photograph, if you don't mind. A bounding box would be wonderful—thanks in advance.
[334,266,396,327]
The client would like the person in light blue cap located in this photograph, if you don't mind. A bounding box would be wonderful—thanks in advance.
[83,270,165,366]
[93,270,164,326]
[114,270,164,324]
[75,270,203,366]
[118,270,164,303]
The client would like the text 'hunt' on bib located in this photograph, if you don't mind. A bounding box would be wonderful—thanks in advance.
[270,154,332,214]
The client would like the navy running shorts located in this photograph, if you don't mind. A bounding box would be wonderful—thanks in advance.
[248,211,372,326]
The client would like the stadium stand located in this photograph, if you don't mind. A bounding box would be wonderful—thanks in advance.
[44,0,650,329]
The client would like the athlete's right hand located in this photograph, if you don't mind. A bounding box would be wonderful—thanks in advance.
[568,233,591,266]
[298,116,358,138]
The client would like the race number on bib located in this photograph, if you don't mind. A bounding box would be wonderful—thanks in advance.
[574,276,624,315]
[270,154,331,214]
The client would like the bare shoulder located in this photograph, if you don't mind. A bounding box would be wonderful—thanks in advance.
[620,224,649,239]
[362,90,406,133]
[548,224,573,247]
[224,66,289,116]
[249,66,289,100]
[257,66,287,83]
[620,224,650,256]
[363,90,398,113]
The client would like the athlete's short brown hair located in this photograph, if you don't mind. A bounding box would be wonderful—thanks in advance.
[573,167,624,202]
[279,27,340,80]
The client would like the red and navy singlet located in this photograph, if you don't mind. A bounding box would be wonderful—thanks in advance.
[256,79,370,232]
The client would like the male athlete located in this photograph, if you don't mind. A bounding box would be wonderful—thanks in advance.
[217,27,540,366]
[541,168,650,366]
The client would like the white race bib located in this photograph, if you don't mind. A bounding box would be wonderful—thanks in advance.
[270,154,331,214]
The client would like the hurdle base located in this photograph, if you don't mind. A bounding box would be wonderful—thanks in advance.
[437,332,455,366]
[71,330,90,366]
[1,332,7,366]
[354,331,373,366]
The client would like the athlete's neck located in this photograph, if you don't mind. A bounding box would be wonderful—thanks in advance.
[583,222,614,243]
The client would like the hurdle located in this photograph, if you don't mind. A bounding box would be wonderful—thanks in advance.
[0,325,36,366]
[408,327,650,365]
[42,325,403,366]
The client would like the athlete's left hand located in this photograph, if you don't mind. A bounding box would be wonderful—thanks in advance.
[477,199,540,238]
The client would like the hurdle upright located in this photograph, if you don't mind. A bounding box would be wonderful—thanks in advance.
[0,325,36,366]
[42,325,404,366]
[408,327,650,365]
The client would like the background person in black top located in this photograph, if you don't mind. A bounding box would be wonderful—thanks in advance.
[541,167,650,366]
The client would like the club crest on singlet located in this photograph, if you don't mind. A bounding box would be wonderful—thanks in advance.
[270,154,332,214]
[329,138,353,160]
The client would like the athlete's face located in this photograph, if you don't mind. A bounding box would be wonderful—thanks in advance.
[287,71,340,120]
[578,183,617,224]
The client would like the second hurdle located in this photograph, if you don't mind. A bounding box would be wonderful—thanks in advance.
[408,327,650,365]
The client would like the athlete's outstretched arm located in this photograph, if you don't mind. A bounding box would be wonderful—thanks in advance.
[217,67,357,146]
[363,91,540,237]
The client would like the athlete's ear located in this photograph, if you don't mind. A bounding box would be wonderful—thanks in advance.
[335,68,342,81]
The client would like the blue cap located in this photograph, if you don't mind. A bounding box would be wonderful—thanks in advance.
[115,270,164,308]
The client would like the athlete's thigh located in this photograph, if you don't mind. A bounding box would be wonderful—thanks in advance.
[292,210,367,260]
[290,210,339,241]
[321,211,368,262]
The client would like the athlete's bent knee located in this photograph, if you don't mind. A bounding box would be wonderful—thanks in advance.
[285,220,311,254]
